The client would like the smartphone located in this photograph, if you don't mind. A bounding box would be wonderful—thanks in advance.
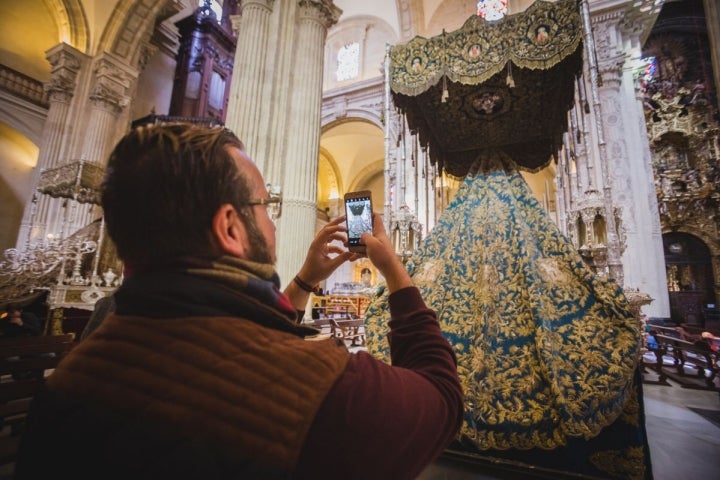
[344,190,373,253]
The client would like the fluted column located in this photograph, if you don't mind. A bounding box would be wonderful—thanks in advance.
[82,53,135,166]
[225,0,275,167]
[62,53,136,235]
[616,9,670,318]
[17,43,84,250]
[276,1,341,285]
[583,2,670,317]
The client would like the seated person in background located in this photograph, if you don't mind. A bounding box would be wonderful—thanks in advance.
[1,304,43,381]
[645,332,659,350]
[676,325,703,342]
[701,331,719,352]
[0,304,42,337]
[16,123,463,480]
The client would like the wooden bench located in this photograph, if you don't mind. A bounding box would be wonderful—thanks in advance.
[329,317,366,347]
[0,334,75,468]
[643,334,670,384]
[652,333,718,390]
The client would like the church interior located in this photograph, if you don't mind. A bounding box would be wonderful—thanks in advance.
[1,0,719,479]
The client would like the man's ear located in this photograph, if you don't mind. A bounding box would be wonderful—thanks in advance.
[211,204,249,257]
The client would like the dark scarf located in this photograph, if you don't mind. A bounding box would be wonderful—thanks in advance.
[115,255,319,337]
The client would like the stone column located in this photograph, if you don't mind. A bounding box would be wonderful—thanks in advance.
[589,8,670,317]
[82,53,135,166]
[17,43,84,250]
[64,53,136,235]
[225,0,275,167]
[276,1,341,285]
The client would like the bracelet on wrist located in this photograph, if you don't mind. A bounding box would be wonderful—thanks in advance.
[293,275,319,294]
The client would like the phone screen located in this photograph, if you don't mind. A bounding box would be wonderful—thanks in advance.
[345,193,373,250]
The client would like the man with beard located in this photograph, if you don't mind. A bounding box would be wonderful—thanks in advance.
[15,123,462,480]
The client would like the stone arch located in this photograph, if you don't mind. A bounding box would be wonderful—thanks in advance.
[97,0,177,67]
[318,146,344,214]
[326,14,398,87]
[666,227,720,258]
[348,159,385,193]
[56,0,90,53]
[321,102,384,130]
[662,231,717,324]
[322,114,381,133]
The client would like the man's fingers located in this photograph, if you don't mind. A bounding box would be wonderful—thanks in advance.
[327,244,345,256]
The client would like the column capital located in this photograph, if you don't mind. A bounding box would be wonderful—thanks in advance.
[298,0,342,30]
[89,53,137,113]
[46,43,83,73]
[44,43,84,103]
[240,0,275,12]
[597,56,625,90]
[44,72,77,104]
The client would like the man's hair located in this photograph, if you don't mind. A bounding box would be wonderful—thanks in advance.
[101,123,252,265]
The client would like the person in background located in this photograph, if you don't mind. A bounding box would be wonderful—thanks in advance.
[15,123,463,480]
[1,304,43,382]
[0,304,42,338]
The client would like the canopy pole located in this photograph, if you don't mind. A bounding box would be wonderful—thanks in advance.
[383,43,392,234]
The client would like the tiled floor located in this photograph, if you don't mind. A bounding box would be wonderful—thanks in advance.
[640,371,719,479]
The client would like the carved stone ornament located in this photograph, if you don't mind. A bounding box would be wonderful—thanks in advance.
[297,0,342,29]
[240,0,275,13]
[44,73,76,102]
[37,160,105,205]
[89,80,129,112]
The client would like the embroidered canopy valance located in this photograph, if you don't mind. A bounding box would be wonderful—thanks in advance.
[388,0,583,176]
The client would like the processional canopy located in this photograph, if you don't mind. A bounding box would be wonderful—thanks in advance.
[388,0,582,177]
[368,3,649,476]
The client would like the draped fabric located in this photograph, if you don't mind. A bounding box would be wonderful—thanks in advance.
[364,156,651,478]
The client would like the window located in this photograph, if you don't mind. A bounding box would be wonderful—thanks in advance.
[336,42,360,82]
[639,56,657,94]
[208,71,226,110]
[477,0,508,21]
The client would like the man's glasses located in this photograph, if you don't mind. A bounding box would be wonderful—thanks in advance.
[247,184,282,222]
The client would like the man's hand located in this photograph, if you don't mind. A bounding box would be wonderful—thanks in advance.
[285,216,359,312]
[296,215,359,286]
[361,213,412,293]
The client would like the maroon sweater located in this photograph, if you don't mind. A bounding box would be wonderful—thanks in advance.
[296,287,464,479]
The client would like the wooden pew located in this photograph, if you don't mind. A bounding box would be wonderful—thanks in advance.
[329,317,366,347]
[653,333,718,390]
[0,334,75,468]
[643,333,670,384]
